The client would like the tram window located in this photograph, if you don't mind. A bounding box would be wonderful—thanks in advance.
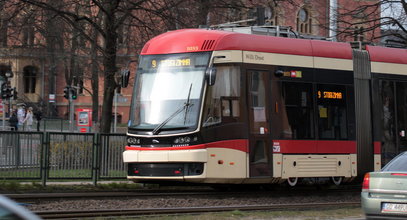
[380,80,396,165]
[250,71,268,134]
[232,100,240,117]
[221,97,240,117]
[203,65,240,127]
[280,82,314,139]
[222,99,231,116]
[317,84,348,139]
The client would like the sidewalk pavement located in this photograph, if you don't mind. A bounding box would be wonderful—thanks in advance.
[20,181,135,186]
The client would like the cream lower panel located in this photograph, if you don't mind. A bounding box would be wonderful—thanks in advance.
[212,50,243,63]
[371,62,407,75]
[243,51,313,68]
[205,148,247,179]
[374,154,381,171]
[351,154,357,176]
[168,149,207,162]
[273,154,283,178]
[282,154,354,178]
[123,150,139,163]
[123,149,207,163]
[212,50,354,71]
[314,57,353,71]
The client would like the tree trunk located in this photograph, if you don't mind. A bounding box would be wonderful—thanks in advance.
[90,28,99,126]
[100,6,118,133]
[45,14,58,117]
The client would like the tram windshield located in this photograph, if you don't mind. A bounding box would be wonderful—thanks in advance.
[128,52,211,134]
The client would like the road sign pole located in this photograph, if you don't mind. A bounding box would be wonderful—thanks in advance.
[1,101,4,130]
[114,89,117,133]
[69,95,74,132]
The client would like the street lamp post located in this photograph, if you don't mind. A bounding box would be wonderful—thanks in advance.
[1,70,13,130]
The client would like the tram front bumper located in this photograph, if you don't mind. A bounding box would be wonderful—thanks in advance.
[123,148,207,163]
[123,149,207,179]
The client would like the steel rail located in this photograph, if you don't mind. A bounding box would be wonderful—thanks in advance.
[35,202,361,219]
[6,185,361,201]
[6,191,218,200]
[7,188,361,201]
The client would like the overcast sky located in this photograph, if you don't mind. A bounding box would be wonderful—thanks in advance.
[381,1,406,29]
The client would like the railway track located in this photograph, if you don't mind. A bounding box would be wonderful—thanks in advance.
[35,202,361,219]
[6,190,221,201]
[6,184,361,201]
[6,186,362,219]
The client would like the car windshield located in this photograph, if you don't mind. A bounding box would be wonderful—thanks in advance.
[382,152,407,172]
[129,52,210,134]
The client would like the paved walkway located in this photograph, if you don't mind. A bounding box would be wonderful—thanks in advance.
[20,181,135,186]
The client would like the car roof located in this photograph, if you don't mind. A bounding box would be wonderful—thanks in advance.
[0,195,41,220]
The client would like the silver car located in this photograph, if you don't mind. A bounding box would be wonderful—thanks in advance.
[0,195,41,220]
[362,151,407,219]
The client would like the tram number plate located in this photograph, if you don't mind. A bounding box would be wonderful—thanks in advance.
[382,203,407,213]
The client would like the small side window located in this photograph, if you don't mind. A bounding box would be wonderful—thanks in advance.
[203,65,241,127]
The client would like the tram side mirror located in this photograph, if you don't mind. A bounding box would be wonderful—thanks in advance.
[121,69,130,88]
[275,69,284,77]
[205,67,217,86]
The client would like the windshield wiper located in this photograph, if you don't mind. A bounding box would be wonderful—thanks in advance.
[152,84,193,135]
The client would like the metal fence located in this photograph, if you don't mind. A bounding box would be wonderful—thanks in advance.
[1,118,126,133]
[0,131,127,185]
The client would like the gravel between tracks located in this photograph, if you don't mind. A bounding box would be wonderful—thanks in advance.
[26,190,360,212]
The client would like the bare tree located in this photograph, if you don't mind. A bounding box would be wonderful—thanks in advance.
[329,0,406,47]
[0,1,69,115]
[1,0,264,133]
[10,0,189,133]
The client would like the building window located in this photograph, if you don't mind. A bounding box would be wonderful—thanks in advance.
[22,26,35,46]
[353,26,365,41]
[117,24,128,46]
[23,66,37,93]
[0,64,11,79]
[297,8,312,34]
[265,6,277,25]
[0,19,8,47]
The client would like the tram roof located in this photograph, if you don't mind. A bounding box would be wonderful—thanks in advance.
[141,29,353,60]
[141,29,407,65]
[366,45,407,64]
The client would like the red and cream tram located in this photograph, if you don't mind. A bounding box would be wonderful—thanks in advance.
[123,28,407,186]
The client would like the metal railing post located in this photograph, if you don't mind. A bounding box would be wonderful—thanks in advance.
[2,101,5,130]
[41,132,49,187]
[92,133,100,186]
[15,133,20,168]
[0,130,127,183]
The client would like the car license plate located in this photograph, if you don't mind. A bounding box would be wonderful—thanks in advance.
[382,203,407,213]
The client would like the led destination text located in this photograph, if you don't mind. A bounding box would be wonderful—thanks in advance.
[151,58,191,68]
[318,91,343,99]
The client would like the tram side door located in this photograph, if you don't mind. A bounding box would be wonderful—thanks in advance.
[247,70,272,177]
[380,80,407,166]
[395,82,407,154]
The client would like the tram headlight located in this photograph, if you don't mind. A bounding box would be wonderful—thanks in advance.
[127,137,140,145]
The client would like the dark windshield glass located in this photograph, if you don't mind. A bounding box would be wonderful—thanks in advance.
[129,52,210,133]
